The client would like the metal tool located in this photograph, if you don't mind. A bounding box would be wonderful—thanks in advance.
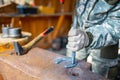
[9,28,22,38]
[55,3,78,68]
[13,26,54,56]
[55,47,77,68]
[1,25,9,38]
[1,24,22,38]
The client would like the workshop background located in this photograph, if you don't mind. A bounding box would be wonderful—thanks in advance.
[0,0,76,54]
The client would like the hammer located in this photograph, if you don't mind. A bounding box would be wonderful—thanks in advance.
[13,26,54,56]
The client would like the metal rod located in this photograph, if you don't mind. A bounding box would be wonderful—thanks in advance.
[71,14,77,65]
[72,52,76,64]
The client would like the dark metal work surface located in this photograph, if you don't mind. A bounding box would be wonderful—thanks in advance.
[0,48,108,80]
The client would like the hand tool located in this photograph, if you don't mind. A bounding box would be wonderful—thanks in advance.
[55,14,78,68]
[13,26,54,56]
[55,41,77,68]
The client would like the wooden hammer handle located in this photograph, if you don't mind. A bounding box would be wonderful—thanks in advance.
[23,27,54,51]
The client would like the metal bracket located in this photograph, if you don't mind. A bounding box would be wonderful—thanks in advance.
[55,52,78,68]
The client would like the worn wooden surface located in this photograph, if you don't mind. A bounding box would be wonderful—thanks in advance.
[0,48,108,80]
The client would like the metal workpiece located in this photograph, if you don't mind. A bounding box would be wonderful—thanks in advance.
[55,57,78,68]
[55,48,78,68]
[9,28,22,38]
[55,16,78,68]
[1,27,9,38]
[1,24,22,38]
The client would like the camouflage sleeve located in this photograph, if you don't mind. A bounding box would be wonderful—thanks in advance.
[86,4,120,48]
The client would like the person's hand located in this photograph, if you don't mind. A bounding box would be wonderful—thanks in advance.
[66,27,89,51]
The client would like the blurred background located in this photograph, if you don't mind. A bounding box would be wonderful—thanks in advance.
[0,0,75,55]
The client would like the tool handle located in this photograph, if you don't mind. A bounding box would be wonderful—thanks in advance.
[41,27,54,36]
[23,26,54,50]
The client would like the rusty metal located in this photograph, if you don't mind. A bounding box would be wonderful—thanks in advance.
[0,48,108,80]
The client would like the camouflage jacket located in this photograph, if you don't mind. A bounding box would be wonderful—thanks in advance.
[72,0,120,48]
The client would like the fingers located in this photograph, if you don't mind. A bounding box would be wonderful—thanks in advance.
[68,28,82,36]
[66,28,89,51]
[68,34,82,42]
[67,28,89,51]
[66,44,83,51]
[67,36,85,51]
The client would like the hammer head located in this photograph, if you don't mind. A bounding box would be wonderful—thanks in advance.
[13,42,25,55]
